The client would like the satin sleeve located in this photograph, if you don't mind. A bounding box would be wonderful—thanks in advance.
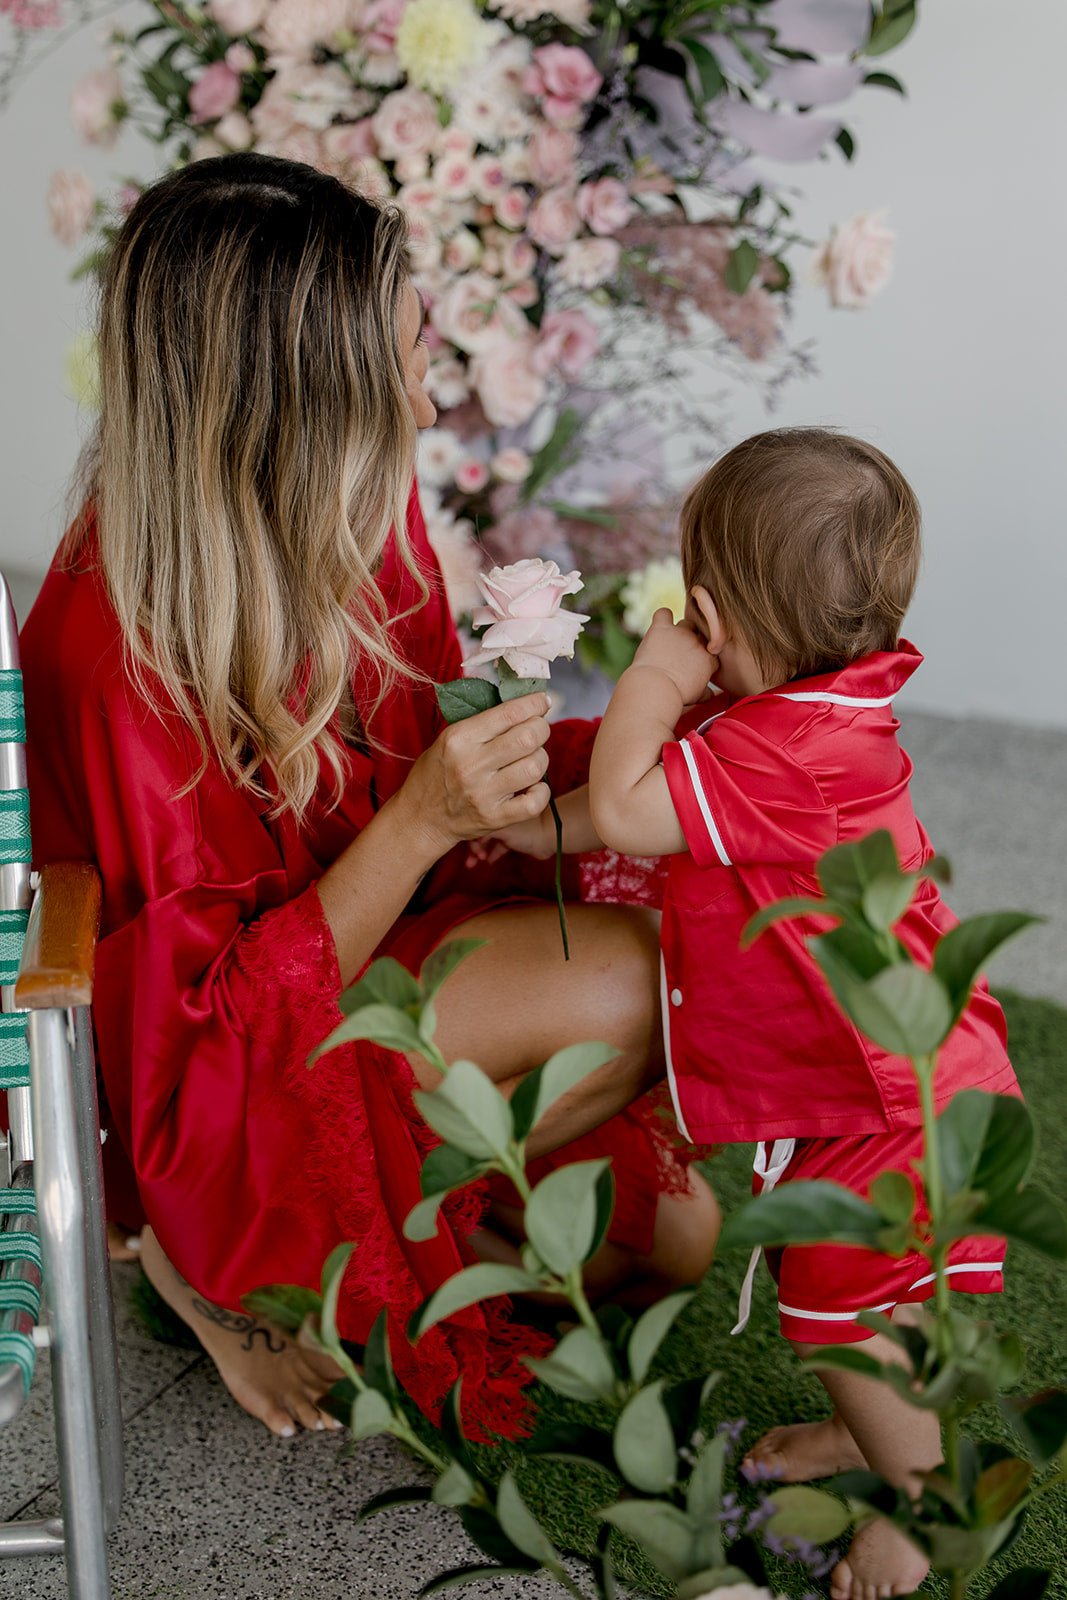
[661,711,839,869]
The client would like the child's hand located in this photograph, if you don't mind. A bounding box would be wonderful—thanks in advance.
[630,609,718,705]
[467,810,556,865]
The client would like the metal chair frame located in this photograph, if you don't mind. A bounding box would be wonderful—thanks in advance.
[0,573,124,1598]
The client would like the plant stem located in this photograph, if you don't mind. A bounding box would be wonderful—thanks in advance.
[916,1049,959,1478]
[549,794,570,962]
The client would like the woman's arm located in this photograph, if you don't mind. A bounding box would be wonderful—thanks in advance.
[318,690,553,983]
[590,609,717,858]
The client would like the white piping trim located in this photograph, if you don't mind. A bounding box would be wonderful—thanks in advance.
[778,1261,1004,1323]
[658,954,693,1142]
[678,738,732,866]
[774,691,897,708]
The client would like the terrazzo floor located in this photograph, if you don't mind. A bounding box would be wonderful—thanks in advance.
[2,705,1065,1598]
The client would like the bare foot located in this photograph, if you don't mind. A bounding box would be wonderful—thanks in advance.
[830,1515,930,1599]
[107,1223,142,1263]
[140,1227,344,1439]
[742,1412,868,1483]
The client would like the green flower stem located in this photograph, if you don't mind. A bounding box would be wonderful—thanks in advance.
[549,794,570,962]
[915,1049,959,1480]
[314,1328,452,1476]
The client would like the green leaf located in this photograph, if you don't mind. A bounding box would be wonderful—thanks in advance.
[676,1571,748,1600]
[973,1185,1067,1260]
[527,1419,619,1476]
[933,913,1039,1019]
[865,1,917,57]
[405,1144,489,1242]
[974,1457,1033,1525]
[681,37,724,103]
[311,1002,427,1063]
[319,1242,354,1356]
[495,1470,560,1568]
[435,677,501,724]
[352,1387,395,1441]
[870,1170,916,1226]
[614,1380,678,1494]
[862,871,917,931]
[497,667,548,703]
[358,1484,435,1522]
[719,1180,885,1251]
[814,942,952,1056]
[835,127,856,161]
[419,938,487,1000]
[520,407,583,502]
[509,1041,618,1142]
[546,501,620,530]
[742,896,832,947]
[432,1460,479,1507]
[240,1282,322,1332]
[725,239,760,295]
[599,1501,695,1582]
[927,1518,1017,1571]
[339,956,421,1016]
[628,1289,695,1383]
[938,1090,1034,1202]
[526,1325,618,1402]
[588,1164,616,1262]
[767,1485,853,1543]
[816,831,901,906]
[1000,1390,1067,1469]
[864,70,906,93]
[410,1263,541,1341]
[802,1345,893,1382]
[413,1059,514,1161]
[420,1566,539,1596]
[599,607,639,676]
[457,1505,540,1570]
[525,1160,611,1276]
[686,1432,727,1523]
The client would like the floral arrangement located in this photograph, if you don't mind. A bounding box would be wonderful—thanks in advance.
[5,0,913,674]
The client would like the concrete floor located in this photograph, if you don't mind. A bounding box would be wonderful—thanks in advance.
[2,695,1065,1597]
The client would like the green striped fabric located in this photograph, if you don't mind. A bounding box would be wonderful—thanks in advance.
[0,1188,35,1215]
[0,1277,40,1319]
[0,670,25,745]
[0,908,28,986]
[0,1012,29,1089]
[0,1232,42,1271]
[0,789,30,867]
[0,1332,35,1394]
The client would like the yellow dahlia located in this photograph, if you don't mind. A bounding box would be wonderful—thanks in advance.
[620,556,687,636]
[395,0,491,95]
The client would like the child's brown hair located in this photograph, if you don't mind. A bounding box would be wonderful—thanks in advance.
[681,428,922,683]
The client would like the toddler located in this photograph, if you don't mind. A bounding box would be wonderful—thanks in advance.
[486,428,1020,1599]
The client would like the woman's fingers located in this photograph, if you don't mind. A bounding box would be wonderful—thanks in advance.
[497,781,551,824]
[467,691,550,744]
[492,745,550,798]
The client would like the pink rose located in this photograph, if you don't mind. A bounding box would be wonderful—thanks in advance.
[499,234,537,283]
[528,124,578,187]
[189,61,242,125]
[494,189,530,230]
[47,168,95,247]
[362,0,405,53]
[491,447,531,484]
[323,118,378,169]
[443,228,482,272]
[225,41,256,72]
[470,336,546,428]
[434,273,526,355]
[372,86,439,162]
[207,0,266,34]
[507,280,540,308]
[532,307,598,380]
[215,110,254,149]
[529,43,601,104]
[69,67,123,148]
[557,235,619,289]
[467,558,589,679]
[434,152,478,201]
[455,457,490,494]
[527,186,581,256]
[260,0,352,62]
[541,95,583,129]
[578,177,633,237]
[814,210,894,309]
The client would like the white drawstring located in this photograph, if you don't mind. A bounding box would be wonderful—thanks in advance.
[730,1137,796,1336]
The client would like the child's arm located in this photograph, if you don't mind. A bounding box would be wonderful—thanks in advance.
[472,784,601,861]
[590,609,719,857]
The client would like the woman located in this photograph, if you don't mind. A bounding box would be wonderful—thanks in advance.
[22,153,717,1441]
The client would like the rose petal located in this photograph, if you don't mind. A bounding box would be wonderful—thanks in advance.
[762,0,871,55]
[714,101,841,162]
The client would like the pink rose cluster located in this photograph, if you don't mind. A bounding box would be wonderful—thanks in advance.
[466,558,589,680]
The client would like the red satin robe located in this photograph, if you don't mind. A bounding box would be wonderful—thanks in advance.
[20,486,678,1436]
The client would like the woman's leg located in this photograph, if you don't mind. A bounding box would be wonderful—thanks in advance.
[419,902,665,1158]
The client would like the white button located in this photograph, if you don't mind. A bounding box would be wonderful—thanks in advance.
[670,988,683,1007]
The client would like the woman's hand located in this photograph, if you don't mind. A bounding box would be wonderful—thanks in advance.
[399,692,553,863]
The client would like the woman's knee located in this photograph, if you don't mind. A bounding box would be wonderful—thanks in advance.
[650,1168,720,1287]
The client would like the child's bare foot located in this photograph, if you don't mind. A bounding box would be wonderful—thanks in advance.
[140,1227,344,1439]
[742,1412,867,1482]
[830,1515,929,1599]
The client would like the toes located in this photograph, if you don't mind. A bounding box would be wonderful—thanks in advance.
[829,1558,853,1600]
[289,1393,329,1433]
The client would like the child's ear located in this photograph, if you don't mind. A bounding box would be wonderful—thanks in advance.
[690,586,728,655]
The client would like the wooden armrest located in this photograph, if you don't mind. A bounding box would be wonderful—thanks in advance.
[14,862,102,1010]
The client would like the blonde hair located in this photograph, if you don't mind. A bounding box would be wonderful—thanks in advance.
[67,152,423,820]
[681,428,922,683]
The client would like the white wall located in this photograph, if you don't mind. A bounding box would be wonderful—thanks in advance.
[2,3,1065,724]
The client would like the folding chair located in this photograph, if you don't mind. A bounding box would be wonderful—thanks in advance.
[0,572,123,1598]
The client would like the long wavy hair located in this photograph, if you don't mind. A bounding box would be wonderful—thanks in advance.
[67,152,423,820]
